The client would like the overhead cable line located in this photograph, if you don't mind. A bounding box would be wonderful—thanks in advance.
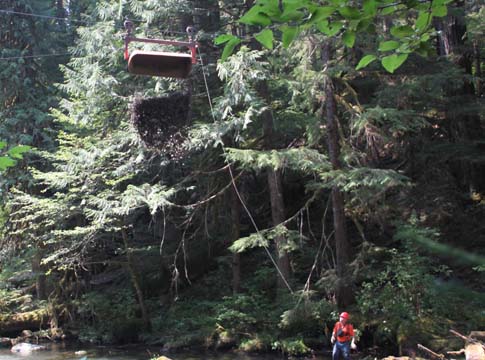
[0,8,90,25]
[0,53,71,61]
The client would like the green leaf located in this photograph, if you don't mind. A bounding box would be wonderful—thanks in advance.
[255,29,274,50]
[363,0,378,16]
[239,5,272,26]
[281,9,304,21]
[8,145,31,159]
[381,53,409,73]
[432,0,453,5]
[378,40,400,51]
[317,20,343,36]
[431,5,447,17]
[281,26,298,48]
[356,54,377,70]
[415,11,432,31]
[309,6,335,23]
[0,156,16,171]
[0,141,6,150]
[221,37,241,61]
[214,34,236,45]
[381,5,398,15]
[390,25,414,38]
[342,31,356,47]
[338,6,361,19]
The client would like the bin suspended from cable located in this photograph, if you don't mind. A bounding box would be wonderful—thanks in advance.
[123,20,198,78]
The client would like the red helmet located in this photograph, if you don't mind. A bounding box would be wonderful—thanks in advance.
[339,312,349,319]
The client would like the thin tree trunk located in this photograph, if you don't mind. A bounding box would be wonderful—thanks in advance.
[121,227,151,331]
[32,250,46,300]
[259,81,291,290]
[267,168,290,290]
[230,186,241,294]
[322,41,353,308]
[250,37,290,292]
[474,41,482,98]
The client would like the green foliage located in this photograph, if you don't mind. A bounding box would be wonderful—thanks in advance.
[230,225,302,255]
[356,223,468,343]
[74,287,140,343]
[217,0,450,72]
[272,338,310,356]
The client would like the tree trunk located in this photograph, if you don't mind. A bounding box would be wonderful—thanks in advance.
[230,186,242,294]
[32,251,46,300]
[322,41,353,308]
[121,227,151,331]
[0,309,50,335]
[474,41,482,98]
[259,81,291,290]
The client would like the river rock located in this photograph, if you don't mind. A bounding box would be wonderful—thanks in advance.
[0,337,11,347]
[465,343,485,360]
[75,350,87,356]
[11,342,46,354]
[153,356,173,360]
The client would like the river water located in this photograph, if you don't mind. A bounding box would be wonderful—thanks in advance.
[0,343,319,360]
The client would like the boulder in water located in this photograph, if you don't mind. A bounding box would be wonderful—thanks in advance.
[11,342,46,354]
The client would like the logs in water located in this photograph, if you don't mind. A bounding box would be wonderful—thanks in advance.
[0,309,50,335]
[131,93,190,159]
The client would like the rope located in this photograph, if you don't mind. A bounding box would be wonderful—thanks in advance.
[0,8,90,24]
[197,49,293,294]
[0,53,71,61]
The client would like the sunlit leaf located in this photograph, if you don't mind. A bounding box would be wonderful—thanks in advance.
[356,54,377,70]
[281,26,298,48]
[309,6,335,24]
[342,31,356,47]
[363,0,378,16]
[378,40,400,51]
[0,156,16,171]
[415,11,432,31]
[221,38,241,61]
[8,145,31,159]
[391,25,414,38]
[255,29,274,50]
[431,5,447,17]
[338,6,361,19]
[214,34,236,45]
[239,5,272,26]
[381,53,408,73]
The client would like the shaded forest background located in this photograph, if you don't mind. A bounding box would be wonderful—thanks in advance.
[0,0,484,357]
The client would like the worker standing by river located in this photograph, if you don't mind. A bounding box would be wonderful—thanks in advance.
[331,312,357,360]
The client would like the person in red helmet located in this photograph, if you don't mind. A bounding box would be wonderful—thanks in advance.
[330,312,357,360]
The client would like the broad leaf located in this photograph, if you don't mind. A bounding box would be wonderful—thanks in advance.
[363,0,378,16]
[378,40,400,51]
[255,29,274,50]
[221,37,241,61]
[8,145,31,159]
[239,5,272,26]
[356,54,377,70]
[431,5,447,17]
[309,6,335,24]
[0,141,6,150]
[342,31,356,47]
[214,34,236,45]
[281,26,298,48]
[415,11,432,31]
[381,53,409,73]
[338,6,361,19]
[317,20,343,36]
[0,156,16,171]
[391,25,414,38]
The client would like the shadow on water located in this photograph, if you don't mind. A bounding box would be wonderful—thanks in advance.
[0,343,334,360]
